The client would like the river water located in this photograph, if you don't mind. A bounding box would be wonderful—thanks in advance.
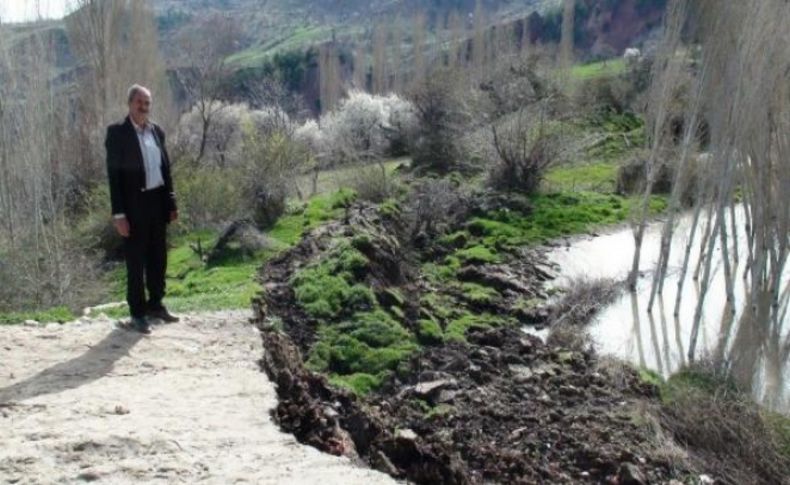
[545,207,790,412]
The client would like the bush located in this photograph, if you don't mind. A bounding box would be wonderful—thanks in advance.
[347,163,399,203]
[616,151,673,196]
[240,124,310,229]
[313,91,417,166]
[173,164,244,230]
[487,111,561,194]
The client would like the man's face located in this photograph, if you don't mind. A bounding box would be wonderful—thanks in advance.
[129,91,152,122]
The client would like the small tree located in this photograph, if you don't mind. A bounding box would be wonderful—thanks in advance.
[408,68,469,173]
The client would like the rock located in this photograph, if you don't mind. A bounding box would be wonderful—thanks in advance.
[396,428,418,441]
[76,471,101,481]
[413,379,458,404]
[457,265,533,295]
[113,405,130,415]
[698,475,714,485]
[509,365,534,383]
[617,462,646,485]
[372,450,401,477]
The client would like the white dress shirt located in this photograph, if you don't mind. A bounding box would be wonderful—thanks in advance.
[114,119,165,219]
[132,119,165,191]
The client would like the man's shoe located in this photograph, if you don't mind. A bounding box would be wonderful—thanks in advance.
[147,307,179,323]
[129,316,152,334]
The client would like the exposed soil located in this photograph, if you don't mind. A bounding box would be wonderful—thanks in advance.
[252,200,698,484]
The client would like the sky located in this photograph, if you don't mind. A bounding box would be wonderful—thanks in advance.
[0,0,71,23]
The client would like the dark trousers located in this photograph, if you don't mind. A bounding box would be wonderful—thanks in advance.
[124,187,167,318]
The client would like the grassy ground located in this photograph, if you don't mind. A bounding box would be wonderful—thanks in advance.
[0,190,357,324]
[570,59,627,80]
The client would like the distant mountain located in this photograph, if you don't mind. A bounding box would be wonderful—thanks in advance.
[3,0,667,111]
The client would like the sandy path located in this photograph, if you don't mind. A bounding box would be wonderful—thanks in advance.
[0,311,397,484]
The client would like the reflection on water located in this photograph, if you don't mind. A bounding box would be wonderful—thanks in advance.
[546,207,790,412]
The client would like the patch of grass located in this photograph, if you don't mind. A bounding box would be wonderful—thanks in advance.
[417,318,444,345]
[445,312,513,342]
[291,240,374,319]
[306,310,419,385]
[570,59,627,80]
[0,306,76,325]
[463,191,667,249]
[227,24,331,67]
[269,189,357,246]
[544,162,619,192]
[328,372,383,395]
[454,245,501,265]
[460,282,500,305]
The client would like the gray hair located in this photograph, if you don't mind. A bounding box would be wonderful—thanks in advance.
[127,84,152,103]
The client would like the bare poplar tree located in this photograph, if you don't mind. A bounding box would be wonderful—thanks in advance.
[559,0,575,70]
[318,42,343,113]
[352,42,367,91]
[634,0,790,361]
[471,0,487,78]
[372,22,388,94]
[446,9,464,70]
[411,11,427,87]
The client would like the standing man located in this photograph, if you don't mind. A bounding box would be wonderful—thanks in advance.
[106,84,179,334]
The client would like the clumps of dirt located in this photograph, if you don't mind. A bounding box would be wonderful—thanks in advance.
[252,196,696,483]
[257,321,694,484]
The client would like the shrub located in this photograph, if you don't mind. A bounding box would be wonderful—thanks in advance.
[487,111,561,194]
[172,164,244,230]
[347,163,399,203]
[239,124,310,228]
[315,90,418,166]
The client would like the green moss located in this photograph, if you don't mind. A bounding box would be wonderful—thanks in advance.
[351,233,374,252]
[306,310,418,395]
[420,292,455,321]
[347,310,411,347]
[417,318,444,345]
[460,282,500,304]
[379,198,402,218]
[445,312,512,342]
[290,240,375,319]
[455,245,500,265]
[328,372,382,395]
[424,254,463,283]
[438,231,469,249]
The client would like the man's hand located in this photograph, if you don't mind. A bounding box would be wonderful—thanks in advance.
[169,210,178,222]
[113,217,130,237]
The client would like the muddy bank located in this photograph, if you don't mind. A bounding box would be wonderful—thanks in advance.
[251,194,701,484]
[258,322,696,484]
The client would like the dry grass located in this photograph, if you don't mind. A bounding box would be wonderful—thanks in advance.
[659,362,790,485]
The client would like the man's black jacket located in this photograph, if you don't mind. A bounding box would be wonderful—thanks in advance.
[105,115,177,223]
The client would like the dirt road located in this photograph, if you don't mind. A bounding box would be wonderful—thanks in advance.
[0,310,396,484]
